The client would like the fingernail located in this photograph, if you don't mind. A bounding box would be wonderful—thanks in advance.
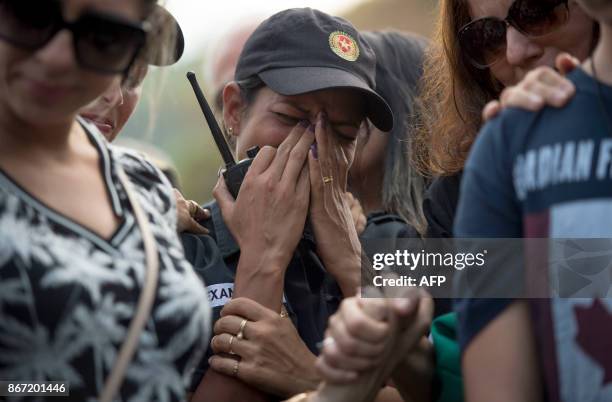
[310,143,318,159]
[208,357,213,365]
[299,120,309,128]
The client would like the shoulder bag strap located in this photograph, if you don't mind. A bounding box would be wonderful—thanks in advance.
[99,165,160,402]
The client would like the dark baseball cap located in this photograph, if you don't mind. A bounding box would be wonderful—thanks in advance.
[235,8,394,132]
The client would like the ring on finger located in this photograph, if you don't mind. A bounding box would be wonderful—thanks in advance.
[322,176,333,184]
[232,360,240,377]
[228,335,236,355]
[236,319,248,340]
[190,200,199,215]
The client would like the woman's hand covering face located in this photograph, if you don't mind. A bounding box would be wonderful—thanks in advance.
[308,112,361,296]
[213,121,314,272]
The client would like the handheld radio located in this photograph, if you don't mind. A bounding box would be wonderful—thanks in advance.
[186,71,259,198]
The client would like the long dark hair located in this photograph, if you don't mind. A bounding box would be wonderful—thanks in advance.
[362,30,429,234]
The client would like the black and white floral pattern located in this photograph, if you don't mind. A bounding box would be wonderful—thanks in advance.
[0,120,210,401]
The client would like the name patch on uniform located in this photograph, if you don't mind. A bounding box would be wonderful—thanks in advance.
[207,283,234,308]
[206,283,288,309]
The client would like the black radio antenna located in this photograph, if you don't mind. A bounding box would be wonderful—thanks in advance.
[186,71,236,167]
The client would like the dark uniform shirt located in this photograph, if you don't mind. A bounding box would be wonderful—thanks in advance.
[182,201,343,392]
[361,211,414,242]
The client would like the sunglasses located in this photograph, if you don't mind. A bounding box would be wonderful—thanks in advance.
[0,0,148,74]
[458,0,569,69]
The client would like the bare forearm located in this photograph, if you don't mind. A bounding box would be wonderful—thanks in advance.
[335,269,360,297]
[324,253,361,297]
[191,370,270,402]
[391,337,435,402]
[233,251,287,311]
[463,302,542,402]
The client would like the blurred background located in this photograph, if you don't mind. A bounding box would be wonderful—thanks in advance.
[121,0,436,202]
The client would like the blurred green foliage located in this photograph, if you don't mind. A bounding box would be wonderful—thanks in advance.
[122,59,223,204]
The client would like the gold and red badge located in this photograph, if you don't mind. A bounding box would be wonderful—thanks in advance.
[328,31,359,62]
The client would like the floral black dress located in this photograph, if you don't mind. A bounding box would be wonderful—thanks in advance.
[0,119,211,401]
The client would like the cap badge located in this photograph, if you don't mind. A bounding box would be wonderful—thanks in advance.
[329,31,359,62]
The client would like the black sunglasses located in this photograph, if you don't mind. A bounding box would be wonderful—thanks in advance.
[0,0,148,74]
[458,0,569,69]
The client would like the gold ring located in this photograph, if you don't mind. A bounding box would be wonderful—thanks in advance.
[228,335,236,355]
[189,201,198,215]
[232,360,240,377]
[236,319,248,340]
[322,176,333,184]
[280,305,289,318]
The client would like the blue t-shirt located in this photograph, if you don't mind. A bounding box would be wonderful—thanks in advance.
[454,68,612,402]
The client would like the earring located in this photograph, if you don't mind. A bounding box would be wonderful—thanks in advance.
[228,127,234,135]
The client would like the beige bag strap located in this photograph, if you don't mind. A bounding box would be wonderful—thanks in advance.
[99,166,160,402]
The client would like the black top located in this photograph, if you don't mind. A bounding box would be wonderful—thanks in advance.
[423,173,462,239]
[182,201,343,393]
[426,174,461,315]
[361,211,412,243]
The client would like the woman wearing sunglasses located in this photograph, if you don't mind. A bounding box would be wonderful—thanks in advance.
[0,1,210,401]
[412,0,596,239]
[454,0,612,399]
